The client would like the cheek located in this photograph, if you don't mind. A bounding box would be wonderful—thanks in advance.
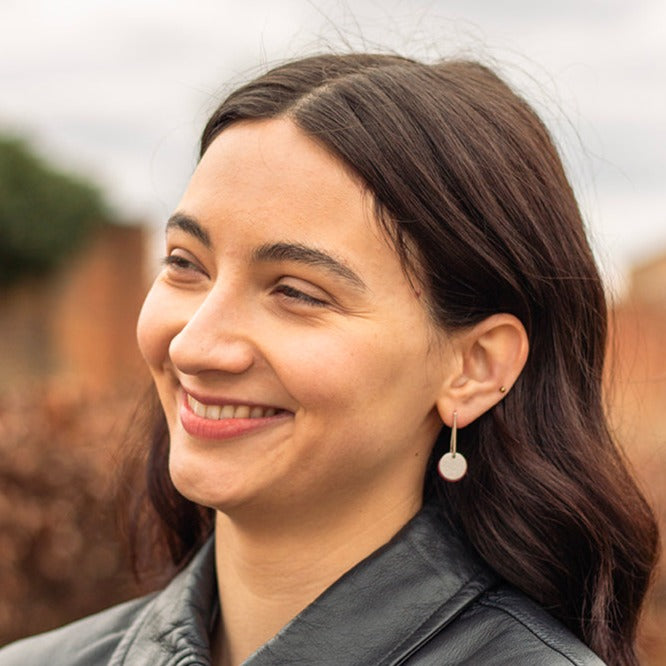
[136,284,172,369]
[272,326,418,409]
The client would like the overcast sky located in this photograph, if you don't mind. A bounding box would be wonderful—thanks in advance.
[1,0,664,290]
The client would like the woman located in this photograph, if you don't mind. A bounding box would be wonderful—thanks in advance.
[0,53,658,665]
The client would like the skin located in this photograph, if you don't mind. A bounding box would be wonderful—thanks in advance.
[136,118,528,665]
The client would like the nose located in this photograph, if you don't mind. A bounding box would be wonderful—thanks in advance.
[168,285,256,376]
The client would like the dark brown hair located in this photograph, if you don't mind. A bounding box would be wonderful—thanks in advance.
[133,54,659,665]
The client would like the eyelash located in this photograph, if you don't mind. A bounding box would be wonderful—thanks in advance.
[273,284,328,307]
[162,255,200,272]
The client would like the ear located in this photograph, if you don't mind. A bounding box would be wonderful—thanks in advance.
[436,314,528,428]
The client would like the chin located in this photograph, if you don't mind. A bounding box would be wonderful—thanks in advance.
[168,450,248,512]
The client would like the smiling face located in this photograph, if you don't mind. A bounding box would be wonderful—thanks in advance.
[137,119,452,519]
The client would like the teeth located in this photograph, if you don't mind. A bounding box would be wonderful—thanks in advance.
[206,405,221,420]
[234,405,250,418]
[187,394,278,420]
[220,405,235,418]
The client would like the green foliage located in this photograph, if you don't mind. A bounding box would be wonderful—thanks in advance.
[0,136,109,286]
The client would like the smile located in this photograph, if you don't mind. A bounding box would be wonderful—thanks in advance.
[180,392,289,440]
[186,394,279,420]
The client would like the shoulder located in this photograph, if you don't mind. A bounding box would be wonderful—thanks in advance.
[0,594,155,666]
[0,539,217,666]
[412,584,605,665]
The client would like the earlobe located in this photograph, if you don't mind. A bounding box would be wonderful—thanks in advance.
[436,313,528,428]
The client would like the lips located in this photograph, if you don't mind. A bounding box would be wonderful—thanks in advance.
[179,390,289,440]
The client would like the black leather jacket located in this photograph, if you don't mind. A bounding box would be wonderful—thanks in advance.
[0,504,605,664]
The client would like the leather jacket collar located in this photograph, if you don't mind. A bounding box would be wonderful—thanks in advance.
[112,504,498,665]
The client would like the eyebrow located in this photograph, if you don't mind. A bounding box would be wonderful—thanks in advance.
[252,242,366,291]
[166,213,212,249]
[165,213,365,291]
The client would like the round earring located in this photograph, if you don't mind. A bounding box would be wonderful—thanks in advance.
[437,410,467,482]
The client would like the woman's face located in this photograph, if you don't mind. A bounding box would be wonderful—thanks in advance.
[137,118,452,517]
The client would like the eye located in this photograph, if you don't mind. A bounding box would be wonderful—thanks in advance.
[161,250,208,279]
[162,255,195,270]
[273,283,329,307]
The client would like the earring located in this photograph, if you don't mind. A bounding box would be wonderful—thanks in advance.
[437,410,467,482]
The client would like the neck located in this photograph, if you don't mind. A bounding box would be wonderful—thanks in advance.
[212,491,422,666]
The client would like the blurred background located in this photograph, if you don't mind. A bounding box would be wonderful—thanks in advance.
[0,0,664,662]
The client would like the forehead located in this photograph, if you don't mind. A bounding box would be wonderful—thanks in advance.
[184,119,368,223]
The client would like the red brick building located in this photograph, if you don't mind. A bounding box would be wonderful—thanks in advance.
[0,223,149,392]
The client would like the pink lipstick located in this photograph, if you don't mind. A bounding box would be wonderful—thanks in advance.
[179,391,290,440]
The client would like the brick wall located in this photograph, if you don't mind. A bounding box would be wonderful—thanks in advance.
[0,223,150,392]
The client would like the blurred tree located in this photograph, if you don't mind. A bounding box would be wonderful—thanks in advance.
[0,136,109,287]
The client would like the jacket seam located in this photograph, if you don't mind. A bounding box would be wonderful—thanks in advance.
[475,598,583,665]
[108,595,159,665]
[381,576,494,665]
